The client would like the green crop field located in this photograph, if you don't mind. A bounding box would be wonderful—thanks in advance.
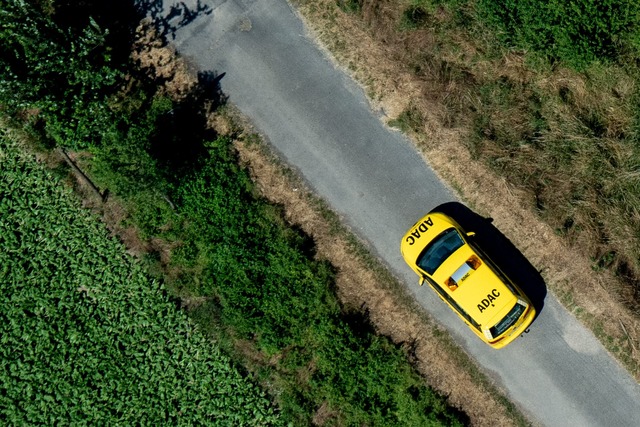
[0,132,280,425]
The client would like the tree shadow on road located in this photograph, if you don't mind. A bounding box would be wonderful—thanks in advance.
[136,0,212,42]
[433,202,548,316]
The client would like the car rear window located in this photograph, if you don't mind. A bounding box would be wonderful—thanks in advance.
[490,302,525,337]
[416,228,465,275]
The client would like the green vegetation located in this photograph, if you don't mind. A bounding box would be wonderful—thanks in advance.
[476,0,640,68]
[402,0,640,68]
[0,0,122,149]
[337,0,363,14]
[0,132,280,425]
[0,0,466,425]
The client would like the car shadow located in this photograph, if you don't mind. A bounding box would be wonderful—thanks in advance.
[433,201,547,316]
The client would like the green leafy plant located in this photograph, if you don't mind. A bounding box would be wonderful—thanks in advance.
[0,1,123,148]
[477,0,640,68]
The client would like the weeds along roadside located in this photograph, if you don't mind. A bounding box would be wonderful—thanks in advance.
[291,0,640,376]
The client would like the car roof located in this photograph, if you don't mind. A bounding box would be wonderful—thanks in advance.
[433,244,518,326]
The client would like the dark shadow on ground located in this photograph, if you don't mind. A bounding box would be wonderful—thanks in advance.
[50,1,213,67]
[433,202,547,316]
[149,70,228,173]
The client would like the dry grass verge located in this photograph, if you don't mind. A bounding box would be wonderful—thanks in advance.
[290,0,640,377]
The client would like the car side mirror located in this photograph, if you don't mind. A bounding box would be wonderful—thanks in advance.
[419,277,425,286]
[466,231,476,237]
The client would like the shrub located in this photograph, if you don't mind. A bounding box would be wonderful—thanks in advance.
[477,0,640,68]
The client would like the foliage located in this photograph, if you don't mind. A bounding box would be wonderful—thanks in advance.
[401,5,430,29]
[0,0,124,149]
[476,0,640,68]
[86,95,172,198]
[168,139,336,349]
[310,319,462,425]
[0,133,281,425]
[337,0,363,14]
[399,0,444,30]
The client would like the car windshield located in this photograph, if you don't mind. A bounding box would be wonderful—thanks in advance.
[416,228,465,275]
[490,302,525,337]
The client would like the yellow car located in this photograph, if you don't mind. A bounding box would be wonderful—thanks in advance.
[400,212,535,349]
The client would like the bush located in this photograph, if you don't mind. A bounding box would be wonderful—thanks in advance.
[477,0,640,68]
[0,0,125,148]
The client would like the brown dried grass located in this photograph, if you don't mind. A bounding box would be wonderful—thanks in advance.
[131,19,197,100]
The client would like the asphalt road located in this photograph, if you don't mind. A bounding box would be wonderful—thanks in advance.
[155,0,640,425]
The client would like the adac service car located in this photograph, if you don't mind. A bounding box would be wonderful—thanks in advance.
[401,212,536,349]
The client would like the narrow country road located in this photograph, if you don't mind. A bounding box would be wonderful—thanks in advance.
[155,0,640,425]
